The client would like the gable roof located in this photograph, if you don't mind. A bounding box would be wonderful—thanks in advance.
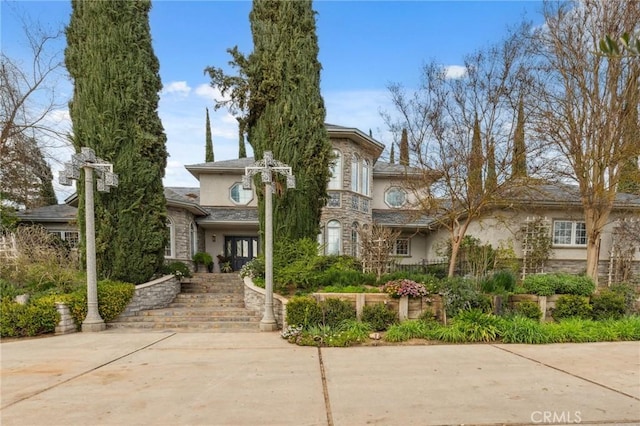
[14,204,78,223]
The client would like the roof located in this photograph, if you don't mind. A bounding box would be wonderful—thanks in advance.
[373,161,424,178]
[501,183,640,209]
[164,187,207,216]
[372,209,433,227]
[197,207,259,225]
[15,204,78,223]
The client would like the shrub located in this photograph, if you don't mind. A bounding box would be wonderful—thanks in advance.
[192,252,213,268]
[609,283,639,314]
[162,261,192,279]
[523,273,595,296]
[0,298,60,337]
[512,300,542,321]
[552,295,592,321]
[377,272,441,293]
[65,280,135,326]
[240,257,265,280]
[590,290,626,320]
[337,319,372,344]
[384,320,435,342]
[481,270,516,294]
[499,316,549,344]
[612,316,640,340]
[320,298,356,328]
[446,309,502,342]
[382,279,429,298]
[285,296,322,329]
[0,278,20,301]
[318,285,379,293]
[361,303,397,331]
[441,277,491,318]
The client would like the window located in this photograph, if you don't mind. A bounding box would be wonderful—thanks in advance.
[351,222,359,257]
[230,182,253,205]
[326,220,341,255]
[190,221,198,256]
[351,194,359,210]
[165,219,174,258]
[327,192,340,207]
[385,187,407,208]
[362,159,370,196]
[360,198,369,213]
[328,149,342,189]
[351,154,360,192]
[393,238,410,256]
[553,220,587,246]
[49,230,80,249]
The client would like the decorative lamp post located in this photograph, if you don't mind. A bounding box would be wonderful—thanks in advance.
[59,147,118,332]
[243,151,295,331]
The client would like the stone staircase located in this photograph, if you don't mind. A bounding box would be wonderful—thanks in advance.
[108,273,262,332]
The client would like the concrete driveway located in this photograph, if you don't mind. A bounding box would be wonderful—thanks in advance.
[1,331,638,425]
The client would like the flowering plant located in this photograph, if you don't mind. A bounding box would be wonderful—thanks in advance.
[382,279,429,298]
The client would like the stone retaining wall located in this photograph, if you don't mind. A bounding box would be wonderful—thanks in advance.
[243,277,288,328]
[115,275,181,319]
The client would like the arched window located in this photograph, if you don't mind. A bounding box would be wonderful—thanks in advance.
[326,220,341,255]
[165,218,174,258]
[351,154,360,192]
[189,221,198,256]
[362,159,370,196]
[351,222,359,257]
[328,149,342,189]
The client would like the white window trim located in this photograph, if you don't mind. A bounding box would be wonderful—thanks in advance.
[552,220,587,247]
[189,221,198,256]
[351,154,360,193]
[229,182,254,205]
[393,238,410,256]
[165,219,175,258]
[362,159,370,196]
[329,149,342,190]
[49,230,80,248]
[326,220,342,255]
[384,186,408,208]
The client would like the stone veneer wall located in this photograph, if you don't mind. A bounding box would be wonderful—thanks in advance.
[541,259,640,284]
[243,276,288,328]
[114,275,181,319]
[167,206,197,264]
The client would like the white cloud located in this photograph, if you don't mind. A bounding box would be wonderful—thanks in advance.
[194,84,230,103]
[444,65,467,79]
[163,81,191,96]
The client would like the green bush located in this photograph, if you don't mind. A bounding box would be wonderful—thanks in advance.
[590,290,626,320]
[285,296,322,329]
[523,273,595,296]
[0,298,60,337]
[361,303,397,331]
[0,278,20,301]
[553,295,592,321]
[319,284,379,293]
[65,280,135,326]
[319,298,356,328]
[499,316,549,344]
[481,270,516,294]
[609,283,639,314]
[161,261,192,279]
[512,300,543,321]
[384,320,436,342]
[192,252,213,269]
[445,309,502,342]
[441,277,491,318]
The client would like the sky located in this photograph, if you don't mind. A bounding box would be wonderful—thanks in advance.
[1,0,545,202]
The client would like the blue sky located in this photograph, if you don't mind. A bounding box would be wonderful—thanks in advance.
[1,0,543,200]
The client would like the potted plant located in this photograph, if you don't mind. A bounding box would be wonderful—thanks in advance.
[217,254,233,273]
[192,252,213,273]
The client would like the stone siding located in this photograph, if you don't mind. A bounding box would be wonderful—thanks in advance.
[55,303,77,335]
[243,277,287,328]
[167,206,197,265]
[541,259,640,284]
[115,275,181,319]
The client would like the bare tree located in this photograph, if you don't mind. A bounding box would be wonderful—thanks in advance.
[530,0,640,283]
[0,11,67,209]
[358,225,401,279]
[385,23,537,277]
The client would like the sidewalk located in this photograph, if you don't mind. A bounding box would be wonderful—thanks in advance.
[1,331,638,425]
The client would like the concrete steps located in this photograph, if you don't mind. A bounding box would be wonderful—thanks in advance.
[108,273,261,332]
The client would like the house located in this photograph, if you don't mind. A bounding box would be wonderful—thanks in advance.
[15,123,640,282]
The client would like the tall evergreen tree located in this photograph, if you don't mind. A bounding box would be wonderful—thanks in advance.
[65,0,168,284]
[512,97,527,178]
[205,107,214,162]
[468,116,484,197]
[618,158,640,194]
[399,128,409,166]
[389,142,395,164]
[238,119,247,158]
[486,137,497,191]
[246,0,331,241]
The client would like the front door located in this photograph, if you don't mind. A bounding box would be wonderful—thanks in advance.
[225,236,259,271]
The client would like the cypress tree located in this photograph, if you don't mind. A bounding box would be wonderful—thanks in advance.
[65,0,168,284]
[247,0,331,242]
[469,115,484,198]
[618,158,640,194]
[238,119,247,159]
[399,128,409,166]
[512,98,527,178]
[205,107,214,162]
[389,142,395,164]
[486,137,497,191]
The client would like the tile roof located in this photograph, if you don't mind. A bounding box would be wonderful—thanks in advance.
[197,207,259,224]
[372,209,433,227]
[15,204,77,222]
